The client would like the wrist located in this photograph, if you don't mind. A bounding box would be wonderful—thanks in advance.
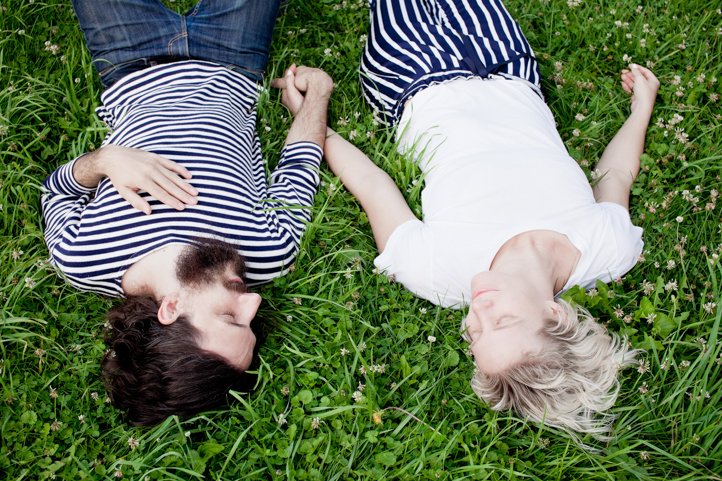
[72,148,107,188]
[630,105,653,122]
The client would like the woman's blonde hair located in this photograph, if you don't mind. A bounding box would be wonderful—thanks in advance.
[470,298,639,440]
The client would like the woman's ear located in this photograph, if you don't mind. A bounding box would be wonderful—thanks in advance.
[157,294,181,325]
[545,300,569,325]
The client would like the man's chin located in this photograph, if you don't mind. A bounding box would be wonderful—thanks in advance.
[176,238,245,286]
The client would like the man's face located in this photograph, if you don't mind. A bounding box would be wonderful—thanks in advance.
[176,240,260,370]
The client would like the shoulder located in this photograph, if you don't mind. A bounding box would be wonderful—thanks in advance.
[566,203,643,288]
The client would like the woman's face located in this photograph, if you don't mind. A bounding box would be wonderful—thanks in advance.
[463,272,556,374]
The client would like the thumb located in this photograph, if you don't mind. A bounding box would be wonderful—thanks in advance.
[284,69,302,97]
[630,64,644,80]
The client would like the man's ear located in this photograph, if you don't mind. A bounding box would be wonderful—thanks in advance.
[157,294,182,325]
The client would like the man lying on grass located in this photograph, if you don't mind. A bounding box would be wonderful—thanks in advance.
[41,0,332,425]
[322,0,659,439]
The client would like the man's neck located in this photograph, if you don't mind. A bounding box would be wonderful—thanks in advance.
[490,230,580,297]
[121,244,186,299]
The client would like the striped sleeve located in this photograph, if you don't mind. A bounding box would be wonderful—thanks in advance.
[266,141,323,244]
[41,156,96,256]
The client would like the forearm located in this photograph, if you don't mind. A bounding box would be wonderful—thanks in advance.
[595,107,653,180]
[285,89,331,148]
[325,129,416,251]
[592,107,653,206]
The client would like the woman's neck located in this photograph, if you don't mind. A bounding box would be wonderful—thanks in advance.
[489,230,580,297]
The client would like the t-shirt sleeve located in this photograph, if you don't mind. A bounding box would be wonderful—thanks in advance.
[42,156,97,258]
[266,141,323,244]
[566,202,643,290]
[374,219,438,304]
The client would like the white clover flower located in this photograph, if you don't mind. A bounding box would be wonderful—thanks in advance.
[128,437,140,450]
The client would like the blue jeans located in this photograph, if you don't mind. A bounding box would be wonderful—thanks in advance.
[72,0,281,87]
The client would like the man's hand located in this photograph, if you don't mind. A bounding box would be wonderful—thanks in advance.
[620,64,660,115]
[73,144,199,215]
[271,65,333,117]
[270,65,333,147]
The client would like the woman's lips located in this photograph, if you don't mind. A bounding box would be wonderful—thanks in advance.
[472,288,497,299]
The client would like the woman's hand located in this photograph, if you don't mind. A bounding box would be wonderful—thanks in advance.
[271,65,333,117]
[95,145,199,215]
[620,64,660,115]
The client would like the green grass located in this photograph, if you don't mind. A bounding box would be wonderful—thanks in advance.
[1,0,721,479]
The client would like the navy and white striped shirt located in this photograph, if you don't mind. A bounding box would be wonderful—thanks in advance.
[42,61,322,297]
[360,0,541,125]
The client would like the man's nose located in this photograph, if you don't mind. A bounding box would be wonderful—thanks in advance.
[236,292,262,325]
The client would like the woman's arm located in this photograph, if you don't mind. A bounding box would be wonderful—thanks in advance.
[324,128,417,252]
[593,64,660,209]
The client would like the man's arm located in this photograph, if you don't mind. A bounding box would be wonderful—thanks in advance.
[42,146,199,256]
[593,64,660,209]
[261,66,332,245]
[323,128,417,252]
[72,145,198,214]
[273,65,333,148]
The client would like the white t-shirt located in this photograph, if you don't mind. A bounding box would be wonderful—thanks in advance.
[374,77,643,308]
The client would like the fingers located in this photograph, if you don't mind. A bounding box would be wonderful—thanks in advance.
[620,70,634,94]
[628,64,659,86]
[636,65,660,87]
[117,168,198,214]
[621,64,659,95]
[270,76,286,89]
[156,157,199,197]
[158,155,193,181]
[144,181,188,211]
[152,170,198,207]
[271,64,299,89]
[118,187,152,215]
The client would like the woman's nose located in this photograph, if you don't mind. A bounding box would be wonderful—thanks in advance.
[472,297,493,315]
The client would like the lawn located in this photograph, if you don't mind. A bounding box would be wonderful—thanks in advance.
[1,0,721,479]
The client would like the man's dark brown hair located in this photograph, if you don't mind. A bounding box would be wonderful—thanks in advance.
[101,296,260,425]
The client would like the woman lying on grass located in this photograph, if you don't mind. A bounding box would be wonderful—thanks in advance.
[320,0,659,439]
